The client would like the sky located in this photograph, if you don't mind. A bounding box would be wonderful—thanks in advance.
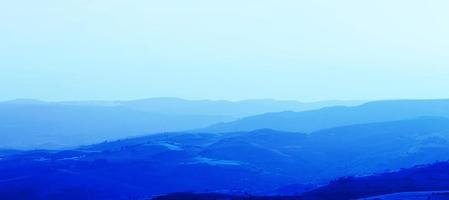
[1,0,449,102]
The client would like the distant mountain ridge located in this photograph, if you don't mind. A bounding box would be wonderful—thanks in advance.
[0,97,359,149]
[3,98,449,149]
[202,99,449,133]
[5,97,363,118]
[3,98,449,198]
[0,103,230,149]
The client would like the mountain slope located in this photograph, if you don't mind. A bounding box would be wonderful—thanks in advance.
[155,162,449,200]
[57,97,364,119]
[0,103,229,149]
[302,162,449,200]
[0,98,361,149]
[2,117,449,198]
[202,99,449,133]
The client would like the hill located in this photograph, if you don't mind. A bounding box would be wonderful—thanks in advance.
[202,99,449,133]
[58,97,363,119]
[302,162,449,199]
[0,103,228,149]
[0,98,359,149]
[2,117,449,198]
[154,162,449,199]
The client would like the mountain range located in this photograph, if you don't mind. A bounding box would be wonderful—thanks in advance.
[2,116,449,199]
[0,98,359,149]
[8,97,362,119]
[202,99,449,133]
[3,98,449,199]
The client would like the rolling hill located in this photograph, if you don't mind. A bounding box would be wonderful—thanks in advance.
[59,97,362,119]
[0,98,359,149]
[154,162,449,200]
[202,99,449,133]
[302,162,449,200]
[2,117,449,198]
[0,103,229,149]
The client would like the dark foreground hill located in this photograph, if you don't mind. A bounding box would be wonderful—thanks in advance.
[154,162,449,200]
[2,117,449,199]
[202,99,449,133]
[301,162,449,199]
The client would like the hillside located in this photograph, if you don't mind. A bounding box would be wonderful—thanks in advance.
[302,162,449,199]
[202,99,449,133]
[2,117,449,198]
[0,98,359,149]
[0,103,229,149]
[42,97,362,119]
[154,162,449,200]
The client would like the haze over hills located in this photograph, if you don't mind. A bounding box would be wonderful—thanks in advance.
[3,0,449,198]
[2,98,449,149]
[2,117,449,199]
[203,99,449,133]
[3,98,449,199]
[0,98,360,149]
[0,103,229,149]
[39,97,364,118]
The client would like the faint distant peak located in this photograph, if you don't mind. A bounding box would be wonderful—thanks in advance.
[357,98,449,108]
[1,99,47,104]
[58,101,121,107]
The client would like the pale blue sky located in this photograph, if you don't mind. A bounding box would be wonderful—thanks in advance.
[1,0,449,101]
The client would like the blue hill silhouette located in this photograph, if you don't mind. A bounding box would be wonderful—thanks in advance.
[203,99,449,133]
[2,117,449,198]
[0,98,357,149]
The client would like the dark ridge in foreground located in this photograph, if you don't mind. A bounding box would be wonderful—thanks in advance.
[153,193,300,200]
[155,162,449,200]
[302,162,449,199]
